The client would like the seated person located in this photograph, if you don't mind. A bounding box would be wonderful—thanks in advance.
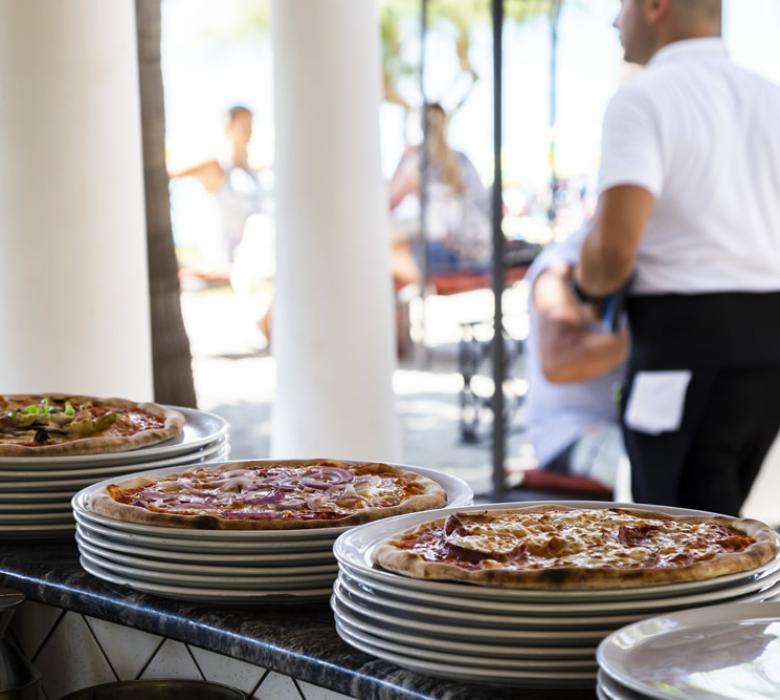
[523,227,629,493]
[388,103,490,285]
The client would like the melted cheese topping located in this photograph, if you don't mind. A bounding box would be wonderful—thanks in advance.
[0,396,164,446]
[107,461,423,521]
[392,508,759,571]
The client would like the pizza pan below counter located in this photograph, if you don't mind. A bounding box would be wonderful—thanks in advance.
[0,541,595,700]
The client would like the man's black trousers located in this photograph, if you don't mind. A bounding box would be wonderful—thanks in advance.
[623,291,780,516]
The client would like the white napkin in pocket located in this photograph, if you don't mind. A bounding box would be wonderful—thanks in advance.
[625,370,692,435]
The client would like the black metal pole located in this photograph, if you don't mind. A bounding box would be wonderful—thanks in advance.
[547,0,562,226]
[491,0,506,501]
[418,0,430,365]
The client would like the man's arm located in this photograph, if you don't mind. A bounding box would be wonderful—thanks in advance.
[535,263,629,384]
[575,185,655,297]
[168,159,225,194]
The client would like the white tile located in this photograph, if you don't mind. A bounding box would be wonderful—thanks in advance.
[35,612,116,698]
[85,616,162,680]
[297,681,355,700]
[189,645,265,693]
[253,670,302,700]
[11,601,63,659]
[140,638,202,680]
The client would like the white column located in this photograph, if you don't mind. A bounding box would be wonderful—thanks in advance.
[0,0,153,400]
[270,0,401,461]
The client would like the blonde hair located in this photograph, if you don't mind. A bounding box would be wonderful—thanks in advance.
[426,104,464,195]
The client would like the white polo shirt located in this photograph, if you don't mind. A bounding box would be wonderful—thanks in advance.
[598,38,780,295]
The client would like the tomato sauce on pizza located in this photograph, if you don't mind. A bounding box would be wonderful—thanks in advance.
[91,460,448,530]
[374,507,778,589]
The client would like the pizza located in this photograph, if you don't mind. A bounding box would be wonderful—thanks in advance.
[373,505,778,589]
[87,460,448,530]
[0,394,184,456]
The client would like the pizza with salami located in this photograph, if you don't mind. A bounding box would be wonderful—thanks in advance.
[0,394,184,456]
[87,460,448,530]
[373,505,778,589]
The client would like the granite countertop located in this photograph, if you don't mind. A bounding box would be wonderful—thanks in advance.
[0,542,596,700]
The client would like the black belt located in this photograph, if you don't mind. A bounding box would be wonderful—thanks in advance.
[626,291,780,369]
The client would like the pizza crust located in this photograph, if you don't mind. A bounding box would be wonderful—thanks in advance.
[86,460,448,530]
[373,505,779,590]
[0,394,185,457]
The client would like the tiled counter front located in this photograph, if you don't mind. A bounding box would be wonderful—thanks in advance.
[10,600,350,699]
[10,601,349,700]
[0,543,594,700]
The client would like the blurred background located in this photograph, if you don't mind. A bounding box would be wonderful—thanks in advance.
[156,0,780,514]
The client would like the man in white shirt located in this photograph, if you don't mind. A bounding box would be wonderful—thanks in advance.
[575,0,780,515]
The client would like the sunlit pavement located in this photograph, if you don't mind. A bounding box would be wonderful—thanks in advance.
[182,286,779,526]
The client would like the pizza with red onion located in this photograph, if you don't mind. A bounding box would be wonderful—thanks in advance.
[88,459,447,530]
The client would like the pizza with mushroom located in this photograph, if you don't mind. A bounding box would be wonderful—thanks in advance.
[373,505,778,589]
[87,459,448,530]
[0,394,184,456]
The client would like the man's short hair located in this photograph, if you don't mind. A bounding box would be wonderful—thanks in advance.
[675,0,721,22]
[227,105,252,121]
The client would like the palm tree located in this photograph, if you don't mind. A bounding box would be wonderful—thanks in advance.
[380,0,556,130]
[135,0,197,408]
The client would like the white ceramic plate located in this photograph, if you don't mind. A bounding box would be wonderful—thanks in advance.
[334,619,598,671]
[73,513,336,553]
[80,556,332,603]
[597,601,780,700]
[331,583,609,644]
[0,511,73,524]
[333,612,596,688]
[330,594,595,659]
[597,670,643,700]
[0,406,229,467]
[341,560,780,616]
[0,522,74,534]
[0,501,73,513]
[0,437,228,480]
[73,460,472,540]
[76,534,339,576]
[0,490,75,503]
[74,523,335,564]
[2,444,230,492]
[337,574,640,630]
[334,501,780,602]
[79,549,337,590]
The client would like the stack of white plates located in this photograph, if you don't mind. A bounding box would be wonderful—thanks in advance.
[332,501,780,689]
[72,461,473,604]
[0,407,228,539]
[596,601,780,699]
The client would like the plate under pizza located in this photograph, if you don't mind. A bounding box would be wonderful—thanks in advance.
[334,501,780,594]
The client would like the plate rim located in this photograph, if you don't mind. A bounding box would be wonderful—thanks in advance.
[334,500,780,600]
[71,459,473,539]
[330,592,595,658]
[333,611,596,683]
[0,406,229,467]
[73,514,336,553]
[331,582,609,642]
[336,573,644,628]
[596,601,780,700]
[74,525,335,563]
[80,555,334,599]
[334,618,599,670]
[76,533,339,575]
[340,559,780,614]
[0,438,227,479]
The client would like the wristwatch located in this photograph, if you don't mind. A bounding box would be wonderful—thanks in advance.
[569,274,604,305]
